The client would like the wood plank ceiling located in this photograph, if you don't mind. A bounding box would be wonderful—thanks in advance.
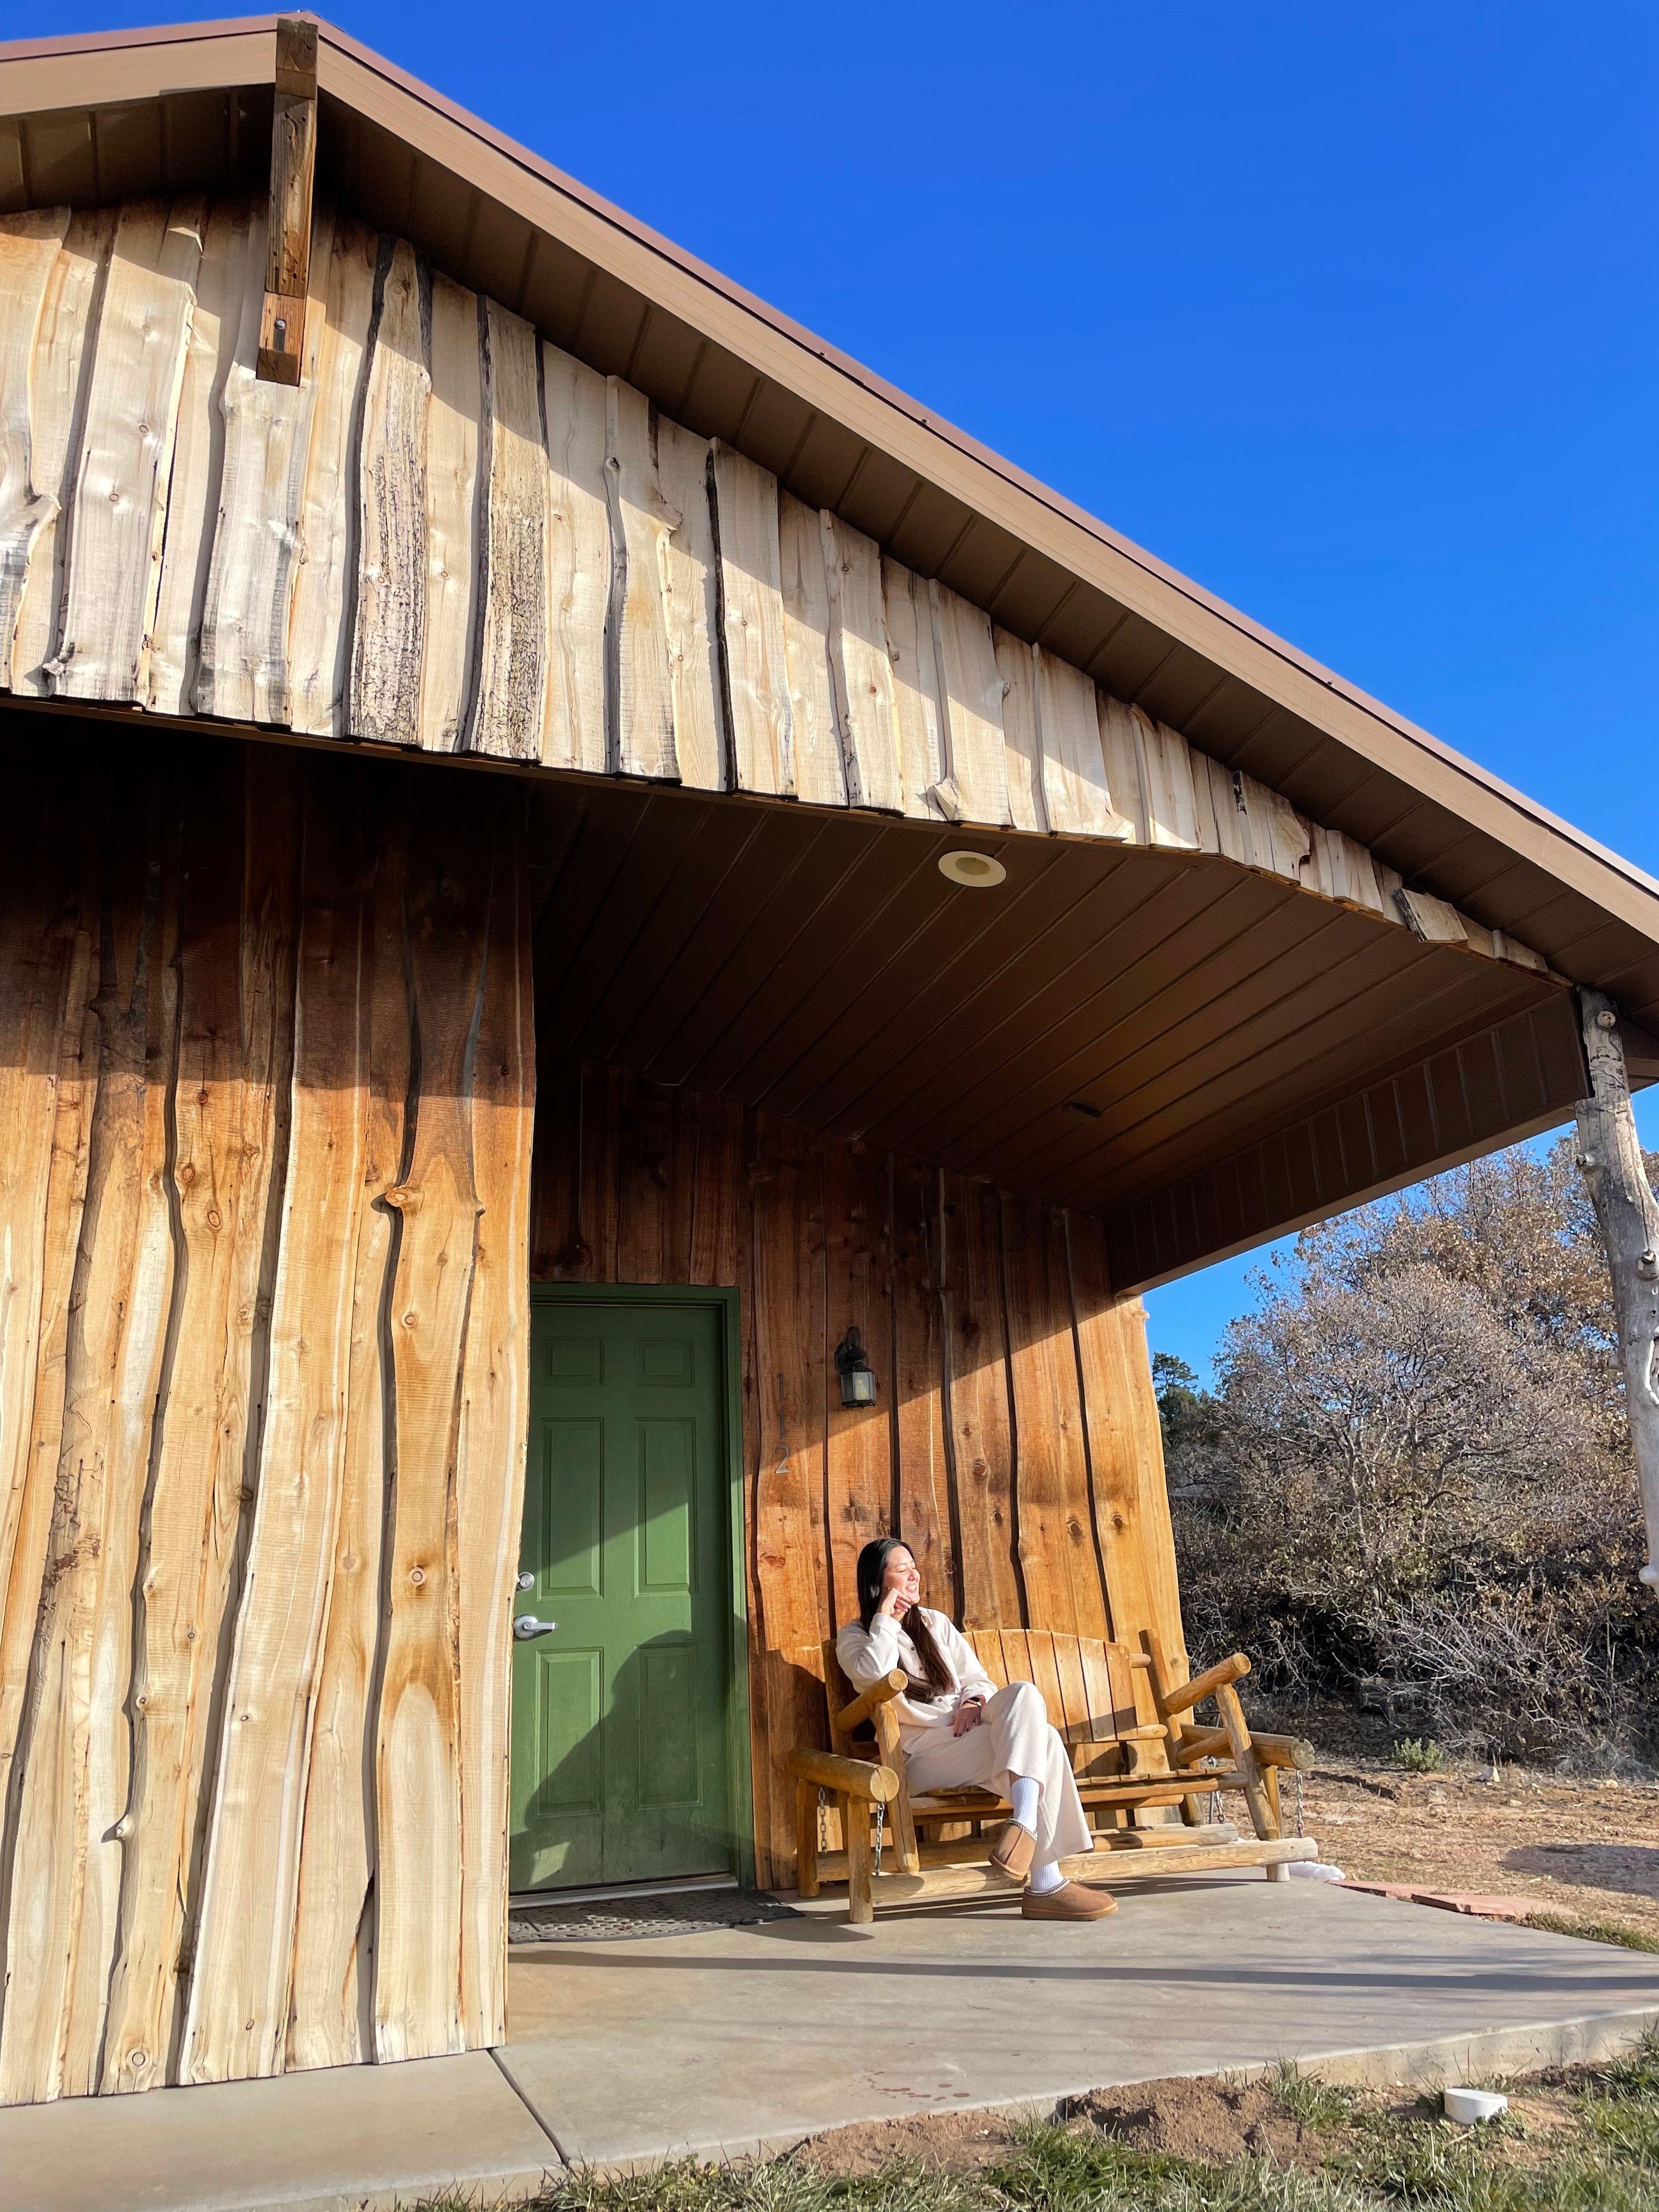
[528,774,1578,1280]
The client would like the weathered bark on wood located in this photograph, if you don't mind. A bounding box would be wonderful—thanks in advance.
[349,238,430,745]
[256,16,318,386]
[1576,989,1659,1590]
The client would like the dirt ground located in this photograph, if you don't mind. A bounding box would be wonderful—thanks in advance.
[1291,1751,1659,1940]
[787,2084,1347,2180]
[789,2065,1605,2179]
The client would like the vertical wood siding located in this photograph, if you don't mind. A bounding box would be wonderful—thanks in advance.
[528,1057,1185,1889]
[0,201,1547,986]
[0,734,533,2107]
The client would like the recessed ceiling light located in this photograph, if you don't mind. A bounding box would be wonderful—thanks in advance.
[938,850,1006,888]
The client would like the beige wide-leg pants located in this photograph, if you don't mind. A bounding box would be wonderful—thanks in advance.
[902,1680,1093,1865]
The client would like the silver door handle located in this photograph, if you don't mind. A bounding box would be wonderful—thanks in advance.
[513,1615,556,1641]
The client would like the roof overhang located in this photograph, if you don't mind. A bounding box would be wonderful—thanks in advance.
[1,15,1654,1288]
[4,15,1656,1007]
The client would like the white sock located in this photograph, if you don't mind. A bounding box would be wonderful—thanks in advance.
[1009,1776,1040,1831]
[1028,1859,1066,1895]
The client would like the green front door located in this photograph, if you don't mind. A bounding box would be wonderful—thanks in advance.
[510,1296,735,1891]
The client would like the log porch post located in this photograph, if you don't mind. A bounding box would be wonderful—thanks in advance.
[1575,988,1659,1590]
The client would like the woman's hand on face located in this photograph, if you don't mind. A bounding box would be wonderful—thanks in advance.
[951,1695,985,1736]
[877,1584,909,1621]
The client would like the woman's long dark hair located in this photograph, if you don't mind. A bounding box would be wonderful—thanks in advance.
[855,1536,955,1703]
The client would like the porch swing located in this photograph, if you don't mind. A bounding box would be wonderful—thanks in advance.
[787,1628,1317,1922]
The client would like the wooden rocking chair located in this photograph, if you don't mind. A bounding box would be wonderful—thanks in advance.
[786,1627,1317,1922]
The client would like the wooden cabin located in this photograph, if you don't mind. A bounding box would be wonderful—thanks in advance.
[1,13,1657,2111]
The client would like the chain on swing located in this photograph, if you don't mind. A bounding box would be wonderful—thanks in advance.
[818,1787,884,1874]
[1205,1758,1301,1839]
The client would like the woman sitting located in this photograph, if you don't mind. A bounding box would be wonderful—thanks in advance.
[835,1536,1115,1921]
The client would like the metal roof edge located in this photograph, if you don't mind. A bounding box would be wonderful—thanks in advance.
[3,12,1655,950]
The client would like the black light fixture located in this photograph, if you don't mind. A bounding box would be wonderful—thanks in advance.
[834,1325,878,1407]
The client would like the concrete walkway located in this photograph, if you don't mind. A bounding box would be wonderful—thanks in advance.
[5,1874,1659,2210]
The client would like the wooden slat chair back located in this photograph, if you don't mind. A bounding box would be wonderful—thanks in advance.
[964,1629,1148,1778]
[789,1626,1319,1922]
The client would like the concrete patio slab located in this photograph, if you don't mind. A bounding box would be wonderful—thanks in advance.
[5,1872,1658,2208]
[498,1872,1659,2169]
[0,2046,561,2212]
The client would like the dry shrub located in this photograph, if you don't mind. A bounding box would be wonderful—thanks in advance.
[1163,1137,1659,1764]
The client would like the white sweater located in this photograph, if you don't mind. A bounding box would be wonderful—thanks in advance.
[836,1607,997,1746]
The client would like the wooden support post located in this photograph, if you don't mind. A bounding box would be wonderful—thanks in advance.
[1138,1628,1200,1826]
[1214,1680,1276,1840]
[256,16,318,385]
[795,1778,820,1899]
[844,1799,874,1925]
[1576,990,1659,1592]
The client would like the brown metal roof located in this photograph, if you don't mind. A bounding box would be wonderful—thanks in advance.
[2,18,1656,1011]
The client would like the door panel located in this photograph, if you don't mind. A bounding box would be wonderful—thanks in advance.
[510,1299,731,1891]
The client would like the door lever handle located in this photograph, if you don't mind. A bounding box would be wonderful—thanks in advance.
[513,1615,557,1641]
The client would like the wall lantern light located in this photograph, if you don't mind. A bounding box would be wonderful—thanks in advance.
[834,1325,878,1407]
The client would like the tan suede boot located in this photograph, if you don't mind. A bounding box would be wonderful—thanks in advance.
[988,1819,1036,1882]
[1020,1881,1118,1921]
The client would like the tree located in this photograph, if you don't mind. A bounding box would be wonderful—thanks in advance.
[1164,1134,1658,1757]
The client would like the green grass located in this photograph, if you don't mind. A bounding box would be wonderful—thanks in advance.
[1269,2060,1360,2132]
[413,2032,1659,2212]
[1526,1910,1659,1954]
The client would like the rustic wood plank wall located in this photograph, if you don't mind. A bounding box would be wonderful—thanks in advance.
[0,200,1549,985]
[528,1057,1184,1889]
[0,732,533,2108]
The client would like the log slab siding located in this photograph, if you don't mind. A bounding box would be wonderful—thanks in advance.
[0,199,1548,996]
[0,734,533,2106]
[527,1056,1187,1891]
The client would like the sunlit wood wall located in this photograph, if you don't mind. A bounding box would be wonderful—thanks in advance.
[529,1057,1186,1888]
[0,731,533,2108]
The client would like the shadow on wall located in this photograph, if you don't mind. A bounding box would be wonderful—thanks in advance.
[512,1631,743,1894]
[526,1052,1176,1649]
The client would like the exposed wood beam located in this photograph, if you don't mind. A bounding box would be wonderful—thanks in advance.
[256,16,318,386]
[1576,989,1659,1593]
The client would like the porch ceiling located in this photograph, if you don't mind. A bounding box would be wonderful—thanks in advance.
[528,774,1584,1284]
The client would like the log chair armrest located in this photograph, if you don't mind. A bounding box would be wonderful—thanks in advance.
[1247,1730,1316,1771]
[1158,1652,1250,1718]
[831,1669,909,1735]
[787,1747,900,1802]
[1171,1725,1229,1765]
[1172,1725,1313,1771]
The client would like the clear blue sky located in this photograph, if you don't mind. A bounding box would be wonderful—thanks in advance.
[22,1,1658,1373]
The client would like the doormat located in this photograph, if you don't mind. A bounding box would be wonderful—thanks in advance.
[508,1891,801,1944]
